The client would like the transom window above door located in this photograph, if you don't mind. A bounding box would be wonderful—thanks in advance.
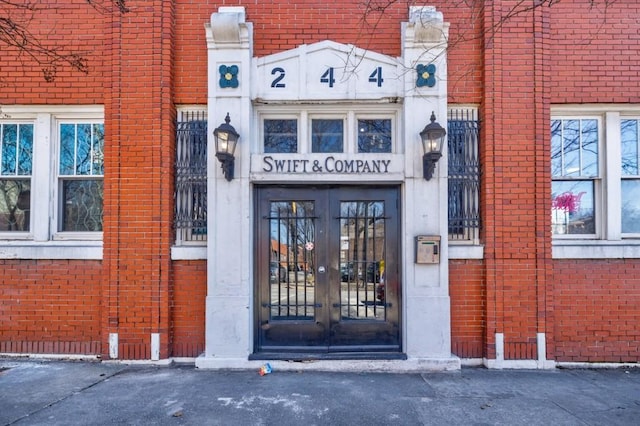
[260,109,396,154]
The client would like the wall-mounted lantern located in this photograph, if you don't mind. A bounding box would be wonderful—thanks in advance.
[213,113,240,181]
[419,111,446,180]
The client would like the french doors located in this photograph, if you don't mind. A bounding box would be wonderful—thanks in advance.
[254,185,401,357]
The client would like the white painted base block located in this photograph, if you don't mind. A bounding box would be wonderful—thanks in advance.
[151,333,160,361]
[109,333,118,359]
[195,355,461,372]
[487,332,556,369]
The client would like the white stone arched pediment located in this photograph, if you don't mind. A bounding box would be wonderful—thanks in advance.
[253,40,403,102]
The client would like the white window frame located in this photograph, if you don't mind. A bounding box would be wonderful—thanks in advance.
[355,115,394,154]
[620,117,640,239]
[262,114,300,154]
[0,120,34,240]
[550,114,602,240]
[172,106,208,260]
[552,105,640,259]
[447,105,483,260]
[0,105,103,260]
[257,105,400,155]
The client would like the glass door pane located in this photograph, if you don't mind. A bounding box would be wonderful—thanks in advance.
[339,201,386,320]
[268,201,316,320]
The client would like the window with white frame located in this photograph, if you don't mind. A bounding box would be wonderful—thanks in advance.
[260,109,396,154]
[58,122,104,232]
[0,107,104,252]
[0,122,33,232]
[551,107,640,249]
[447,107,480,244]
[621,118,640,235]
[174,108,207,245]
[551,117,598,236]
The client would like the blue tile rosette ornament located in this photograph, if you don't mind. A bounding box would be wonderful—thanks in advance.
[416,63,436,88]
[219,64,239,88]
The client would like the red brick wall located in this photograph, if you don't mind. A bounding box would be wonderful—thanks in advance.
[0,0,106,104]
[0,260,102,355]
[2,0,640,364]
[450,260,485,359]
[171,261,207,358]
[480,1,552,360]
[552,260,640,362]
[101,0,175,360]
[547,0,640,363]
[550,0,640,104]
[174,0,483,105]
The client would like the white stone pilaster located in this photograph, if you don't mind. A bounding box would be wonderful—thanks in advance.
[401,6,455,363]
[198,7,254,368]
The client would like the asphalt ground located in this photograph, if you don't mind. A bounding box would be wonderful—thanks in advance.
[1,358,639,425]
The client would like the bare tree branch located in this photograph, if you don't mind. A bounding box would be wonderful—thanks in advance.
[0,0,128,82]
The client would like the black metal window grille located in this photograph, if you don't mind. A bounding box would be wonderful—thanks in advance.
[175,111,207,244]
[448,108,480,242]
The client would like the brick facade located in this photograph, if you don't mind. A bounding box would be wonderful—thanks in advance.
[1,0,639,365]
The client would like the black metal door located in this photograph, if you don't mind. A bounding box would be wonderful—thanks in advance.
[254,186,401,356]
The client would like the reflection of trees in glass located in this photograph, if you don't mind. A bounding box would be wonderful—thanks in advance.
[270,201,315,273]
[551,119,598,177]
[620,119,640,233]
[622,180,640,234]
[341,201,385,284]
[0,180,30,231]
[1,123,33,231]
[621,119,639,176]
[551,119,599,235]
[59,123,104,232]
[62,180,103,231]
[264,119,297,153]
[358,119,391,153]
[312,119,343,153]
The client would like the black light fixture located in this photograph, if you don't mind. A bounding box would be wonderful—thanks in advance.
[419,111,447,180]
[213,112,240,181]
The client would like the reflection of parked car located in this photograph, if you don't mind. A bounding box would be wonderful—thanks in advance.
[365,262,381,283]
[270,262,287,282]
[340,262,356,281]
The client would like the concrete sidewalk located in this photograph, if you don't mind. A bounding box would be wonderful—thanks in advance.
[1,358,639,425]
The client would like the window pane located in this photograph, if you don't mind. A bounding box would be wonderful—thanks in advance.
[18,124,34,175]
[61,179,103,231]
[76,124,92,175]
[622,179,640,234]
[621,119,639,176]
[92,124,105,175]
[358,119,391,153]
[551,181,595,235]
[175,113,207,243]
[1,124,17,175]
[269,201,315,320]
[60,123,104,177]
[551,120,563,177]
[312,119,343,153]
[563,120,580,176]
[1,124,33,177]
[0,179,30,231]
[264,119,297,153]
[448,109,480,242]
[581,119,598,176]
[60,124,76,175]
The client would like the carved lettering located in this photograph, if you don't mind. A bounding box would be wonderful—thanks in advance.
[262,156,392,175]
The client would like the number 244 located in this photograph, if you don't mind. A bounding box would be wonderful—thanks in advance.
[270,66,384,88]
